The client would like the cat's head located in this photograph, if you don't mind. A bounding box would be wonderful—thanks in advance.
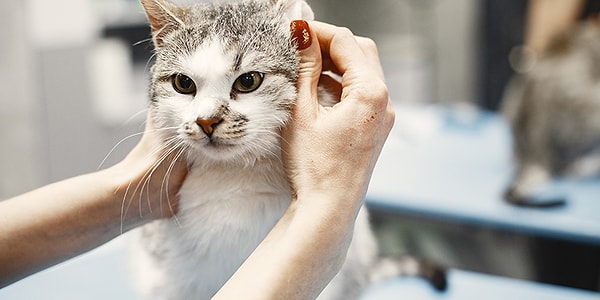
[140,0,313,165]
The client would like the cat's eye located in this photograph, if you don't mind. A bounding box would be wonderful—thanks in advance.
[232,72,264,93]
[172,73,196,95]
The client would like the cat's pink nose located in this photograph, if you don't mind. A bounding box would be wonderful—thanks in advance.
[195,117,222,137]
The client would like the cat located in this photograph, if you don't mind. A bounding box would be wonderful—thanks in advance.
[502,20,600,207]
[129,0,445,298]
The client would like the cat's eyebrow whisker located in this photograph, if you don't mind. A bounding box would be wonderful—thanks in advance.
[145,52,158,73]
[133,37,153,47]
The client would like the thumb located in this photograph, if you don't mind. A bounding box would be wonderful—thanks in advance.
[290,20,321,120]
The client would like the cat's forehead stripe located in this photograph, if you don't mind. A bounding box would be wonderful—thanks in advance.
[187,39,232,79]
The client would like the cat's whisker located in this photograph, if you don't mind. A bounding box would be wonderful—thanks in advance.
[153,139,183,210]
[124,108,150,125]
[98,131,146,170]
[135,137,185,218]
[162,145,188,226]
[119,135,183,230]
[120,178,136,234]
[161,142,186,200]
[99,126,180,170]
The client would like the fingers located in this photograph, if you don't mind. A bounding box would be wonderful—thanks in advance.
[310,22,394,138]
[354,36,385,80]
[308,22,388,111]
[290,20,321,121]
[291,20,394,131]
[283,20,395,209]
[320,37,384,82]
[310,21,385,82]
[308,22,365,76]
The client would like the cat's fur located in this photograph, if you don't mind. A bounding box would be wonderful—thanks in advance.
[130,0,444,299]
[502,20,600,207]
[130,1,375,298]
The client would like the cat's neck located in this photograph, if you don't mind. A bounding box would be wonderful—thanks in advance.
[187,151,284,172]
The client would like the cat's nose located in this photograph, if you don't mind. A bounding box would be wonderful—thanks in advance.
[195,117,222,137]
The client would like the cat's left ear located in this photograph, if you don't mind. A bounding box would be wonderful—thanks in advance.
[272,0,314,23]
[140,0,187,47]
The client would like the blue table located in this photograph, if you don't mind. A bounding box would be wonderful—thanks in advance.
[2,236,598,300]
[366,104,600,245]
[360,269,600,300]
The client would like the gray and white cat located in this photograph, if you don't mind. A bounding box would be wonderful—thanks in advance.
[129,0,445,299]
[502,20,600,207]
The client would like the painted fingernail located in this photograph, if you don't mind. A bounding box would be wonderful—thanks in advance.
[290,20,312,50]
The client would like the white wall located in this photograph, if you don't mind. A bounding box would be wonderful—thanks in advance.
[0,0,43,198]
[0,0,481,198]
[309,0,479,104]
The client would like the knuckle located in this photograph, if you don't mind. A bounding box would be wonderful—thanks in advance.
[353,79,389,107]
[385,102,396,129]
[357,37,379,54]
[335,26,355,39]
[369,80,390,103]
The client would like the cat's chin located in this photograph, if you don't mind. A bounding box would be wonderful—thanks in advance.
[186,143,270,167]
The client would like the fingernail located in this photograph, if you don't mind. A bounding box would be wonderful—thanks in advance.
[290,20,312,50]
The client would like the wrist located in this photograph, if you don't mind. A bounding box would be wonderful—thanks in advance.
[290,171,369,213]
[289,188,364,234]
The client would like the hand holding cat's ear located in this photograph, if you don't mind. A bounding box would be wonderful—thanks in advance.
[283,20,394,212]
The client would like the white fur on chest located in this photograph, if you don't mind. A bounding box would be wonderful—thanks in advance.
[177,159,290,254]
[131,158,291,299]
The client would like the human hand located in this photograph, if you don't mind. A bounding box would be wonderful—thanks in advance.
[212,22,393,299]
[110,112,188,229]
[282,20,395,218]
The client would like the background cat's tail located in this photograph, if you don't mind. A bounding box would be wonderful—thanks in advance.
[369,255,448,292]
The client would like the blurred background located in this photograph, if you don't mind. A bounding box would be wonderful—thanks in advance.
[1,0,599,299]
[0,0,481,199]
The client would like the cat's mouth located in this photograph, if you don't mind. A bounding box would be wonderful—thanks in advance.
[182,136,240,162]
[203,137,235,148]
[180,119,246,150]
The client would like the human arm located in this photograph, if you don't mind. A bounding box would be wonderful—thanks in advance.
[524,0,584,53]
[0,117,187,287]
[213,20,395,299]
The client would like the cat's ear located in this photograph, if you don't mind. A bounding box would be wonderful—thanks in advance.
[140,0,186,47]
[272,0,315,23]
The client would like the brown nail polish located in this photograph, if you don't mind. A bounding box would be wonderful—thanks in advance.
[290,20,312,50]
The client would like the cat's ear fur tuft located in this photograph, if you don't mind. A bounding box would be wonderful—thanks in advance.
[272,0,314,23]
[140,0,186,47]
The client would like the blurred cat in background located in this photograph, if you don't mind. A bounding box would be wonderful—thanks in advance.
[502,20,600,207]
